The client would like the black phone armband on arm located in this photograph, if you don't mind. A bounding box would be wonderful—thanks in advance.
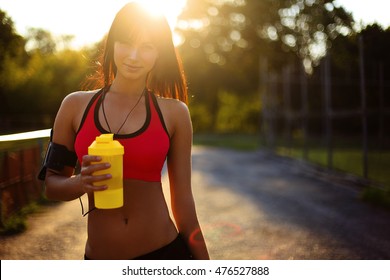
[38,141,78,180]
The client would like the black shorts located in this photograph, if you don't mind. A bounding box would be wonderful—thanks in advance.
[84,234,193,260]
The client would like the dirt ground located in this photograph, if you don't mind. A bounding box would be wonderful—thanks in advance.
[1,146,390,260]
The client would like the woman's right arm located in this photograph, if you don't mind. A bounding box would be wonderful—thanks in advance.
[44,92,110,201]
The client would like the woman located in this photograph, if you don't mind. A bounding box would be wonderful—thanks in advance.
[41,2,209,260]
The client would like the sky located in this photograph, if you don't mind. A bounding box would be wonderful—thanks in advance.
[334,0,390,28]
[0,0,389,49]
[0,0,187,48]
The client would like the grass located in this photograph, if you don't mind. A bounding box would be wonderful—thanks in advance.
[0,138,49,235]
[361,187,390,210]
[193,133,260,151]
[194,134,390,187]
[279,146,390,209]
[0,202,40,235]
[194,133,390,209]
[277,147,390,187]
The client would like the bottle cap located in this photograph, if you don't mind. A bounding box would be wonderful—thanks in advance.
[96,134,114,143]
[88,134,124,156]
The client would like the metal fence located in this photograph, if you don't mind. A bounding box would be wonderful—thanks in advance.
[259,47,390,189]
[0,129,50,227]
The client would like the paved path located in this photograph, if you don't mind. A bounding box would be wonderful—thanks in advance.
[1,146,390,260]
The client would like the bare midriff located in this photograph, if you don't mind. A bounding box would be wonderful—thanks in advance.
[84,179,178,260]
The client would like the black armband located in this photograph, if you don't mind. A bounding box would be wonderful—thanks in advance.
[38,141,78,180]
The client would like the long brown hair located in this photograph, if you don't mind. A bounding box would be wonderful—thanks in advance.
[86,2,188,104]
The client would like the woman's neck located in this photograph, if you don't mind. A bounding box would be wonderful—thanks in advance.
[109,78,146,97]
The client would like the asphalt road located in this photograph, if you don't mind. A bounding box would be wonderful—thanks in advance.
[1,146,389,260]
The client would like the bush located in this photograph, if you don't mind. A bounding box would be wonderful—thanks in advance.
[0,202,39,235]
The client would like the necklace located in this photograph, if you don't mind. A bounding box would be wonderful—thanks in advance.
[101,87,146,134]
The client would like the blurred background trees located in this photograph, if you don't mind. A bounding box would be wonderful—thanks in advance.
[177,0,356,133]
[0,10,95,132]
[0,0,389,136]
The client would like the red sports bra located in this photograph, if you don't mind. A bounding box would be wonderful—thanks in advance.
[74,89,170,182]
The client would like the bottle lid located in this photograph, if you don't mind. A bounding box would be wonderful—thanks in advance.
[96,134,114,143]
[88,134,124,155]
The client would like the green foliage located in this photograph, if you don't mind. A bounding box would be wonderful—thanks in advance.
[0,214,27,235]
[194,133,260,151]
[214,90,260,133]
[361,187,390,210]
[276,145,390,188]
[0,202,39,235]
[179,0,354,74]
[0,10,26,66]
[189,90,260,133]
[189,102,214,132]
[4,49,92,115]
[25,28,56,54]
[0,9,28,116]
[0,3,389,137]
[193,133,390,209]
[0,13,96,131]
[177,0,357,135]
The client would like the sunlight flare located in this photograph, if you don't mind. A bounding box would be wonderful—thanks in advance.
[134,0,187,31]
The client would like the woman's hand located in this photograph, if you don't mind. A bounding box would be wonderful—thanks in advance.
[79,155,112,194]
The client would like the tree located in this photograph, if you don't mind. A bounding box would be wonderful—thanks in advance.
[176,0,355,132]
[0,9,27,114]
[25,28,57,54]
[0,10,26,65]
[179,0,354,73]
[0,11,95,132]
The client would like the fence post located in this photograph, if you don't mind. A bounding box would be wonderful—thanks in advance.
[283,65,292,154]
[359,36,368,179]
[300,63,309,160]
[0,129,50,227]
[268,72,278,149]
[259,57,268,148]
[322,54,333,169]
[378,62,384,150]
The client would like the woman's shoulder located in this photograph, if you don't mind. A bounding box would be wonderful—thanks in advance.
[55,89,102,134]
[155,95,192,136]
[155,95,189,115]
[64,89,101,102]
[60,89,101,109]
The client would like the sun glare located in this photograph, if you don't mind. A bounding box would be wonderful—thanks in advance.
[0,0,188,49]
[133,0,187,46]
[134,0,187,31]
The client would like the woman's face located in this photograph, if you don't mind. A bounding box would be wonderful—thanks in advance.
[113,33,158,81]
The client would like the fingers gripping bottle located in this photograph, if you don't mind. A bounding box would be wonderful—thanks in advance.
[88,134,124,209]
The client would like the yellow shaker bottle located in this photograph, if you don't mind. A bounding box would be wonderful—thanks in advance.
[88,134,124,209]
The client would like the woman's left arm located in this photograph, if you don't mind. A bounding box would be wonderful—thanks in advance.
[166,100,210,260]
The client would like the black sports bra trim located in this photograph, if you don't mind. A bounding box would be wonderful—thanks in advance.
[94,89,151,139]
[75,89,103,136]
[150,93,171,139]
